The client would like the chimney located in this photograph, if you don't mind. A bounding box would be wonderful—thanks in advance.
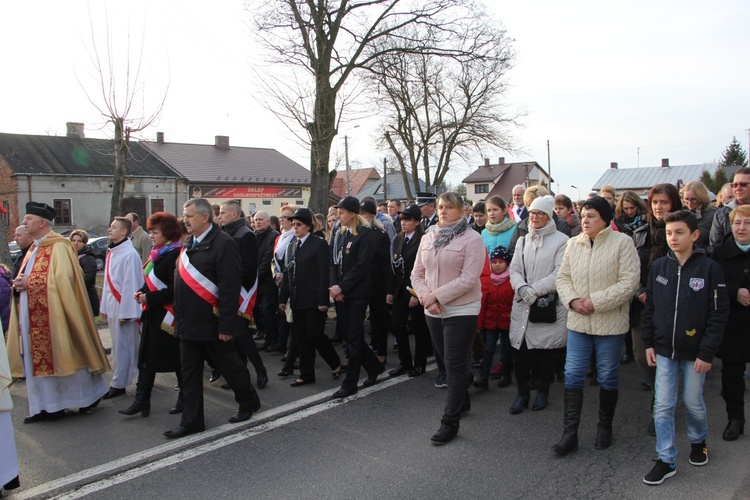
[610,162,618,169]
[484,158,490,167]
[661,158,669,168]
[66,122,85,139]
[214,135,230,150]
[156,132,164,144]
[498,157,505,166]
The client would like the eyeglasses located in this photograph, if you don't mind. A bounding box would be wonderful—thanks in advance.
[279,216,289,220]
[732,182,750,189]
[529,211,548,218]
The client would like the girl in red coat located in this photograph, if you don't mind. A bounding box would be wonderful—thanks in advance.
[474,246,514,389]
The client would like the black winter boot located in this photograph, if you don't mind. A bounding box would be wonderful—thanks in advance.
[595,388,618,449]
[474,367,489,390]
[552,389,583,455]
[509,383,530,415]
[119,389,151,418]
[532,382,550,411]
[431,417,460,445]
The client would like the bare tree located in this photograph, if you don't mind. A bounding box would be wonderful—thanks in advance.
[77,5,168,220]
[250,0,492,213]
[372,16,519,198]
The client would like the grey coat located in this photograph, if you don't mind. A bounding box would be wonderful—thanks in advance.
[509,222,569,350]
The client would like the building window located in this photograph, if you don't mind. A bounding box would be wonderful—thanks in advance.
[262,200,272,206]
[54,199,72,225]
[475,184,489,194]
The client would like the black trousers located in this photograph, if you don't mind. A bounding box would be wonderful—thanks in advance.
[233,315,266,376]
[179,338,260,430]
[368,292,389,356]
[293,308,340,381]
[135,367,182,403]
[391,293,430,369]
[513,338,563,386]
[425,314,477,420]
[340,297,382,392]
[722,360,747,421]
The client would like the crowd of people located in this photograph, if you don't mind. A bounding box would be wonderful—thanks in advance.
[3,169,750,493]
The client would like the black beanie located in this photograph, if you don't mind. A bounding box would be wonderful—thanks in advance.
[581,196,613,225]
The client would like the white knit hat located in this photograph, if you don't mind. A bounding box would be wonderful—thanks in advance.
[529,195,555,219]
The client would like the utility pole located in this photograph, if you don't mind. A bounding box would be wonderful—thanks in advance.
[343,125,360,196]
[383,158,388,201]
[547,140,552,191]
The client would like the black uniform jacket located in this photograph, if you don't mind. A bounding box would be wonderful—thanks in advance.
[280,235,330,310]
[388,231,423,302]
[331,224,376,300]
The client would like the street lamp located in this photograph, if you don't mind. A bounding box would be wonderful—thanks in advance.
[344,125,360,196]
[571,185,581,200]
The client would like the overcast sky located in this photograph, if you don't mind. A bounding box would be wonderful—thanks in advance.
[1,0,748,201]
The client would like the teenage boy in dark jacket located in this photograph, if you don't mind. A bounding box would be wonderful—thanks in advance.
[641,210,729,485]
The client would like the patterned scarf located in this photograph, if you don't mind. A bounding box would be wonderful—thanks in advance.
[484,217,516,236]
[619,213,647,234]
[431,217,469,252]
[143,241,181,276]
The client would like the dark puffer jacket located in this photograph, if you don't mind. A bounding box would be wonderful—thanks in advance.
[712,237,750,363]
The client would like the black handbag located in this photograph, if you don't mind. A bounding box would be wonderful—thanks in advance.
[521,237,557,324]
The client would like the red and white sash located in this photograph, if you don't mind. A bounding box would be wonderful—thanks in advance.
[105,253,122,303]
[238,278,258,320]
[177,248,220,307]
[144,268,176,335]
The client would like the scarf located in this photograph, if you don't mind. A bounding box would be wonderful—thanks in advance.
[649,219,669,267]
[431,217,469,252]
[619,213,647,234]
[143,241,181,276]
[736,240,750,253]
[491,268,510,286]
[527,219,557,248]
[484,216,516,236]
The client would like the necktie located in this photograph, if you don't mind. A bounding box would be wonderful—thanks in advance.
[296,238,302,250]
[191,238,198,249]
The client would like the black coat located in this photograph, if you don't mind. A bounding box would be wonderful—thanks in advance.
[138,247,181,372]
[174,224,241,340]
[331,224,376,299]
[712,237,750,363]
[77,245,100,316]
[256,227,280,294]
[223,219,259,290]
[280,235,330,309]
[388,231,423,301]
[371,226,390,296]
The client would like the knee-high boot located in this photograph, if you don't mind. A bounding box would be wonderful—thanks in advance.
[595,389,618,449]
[552,389,583,455]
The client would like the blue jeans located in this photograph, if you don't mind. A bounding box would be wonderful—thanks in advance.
[654,355,708,464]
[564,330,624,391]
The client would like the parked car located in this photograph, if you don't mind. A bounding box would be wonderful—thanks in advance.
[9,241,21,263]
[87,236,109,271]
[60,229,101,238]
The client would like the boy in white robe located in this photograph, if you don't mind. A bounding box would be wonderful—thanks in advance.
[100,217,145,399]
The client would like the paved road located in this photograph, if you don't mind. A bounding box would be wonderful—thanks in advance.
[6,325,750,499]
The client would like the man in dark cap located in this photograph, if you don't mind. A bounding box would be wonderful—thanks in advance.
[416,192,438,229]
[7,202,110,423]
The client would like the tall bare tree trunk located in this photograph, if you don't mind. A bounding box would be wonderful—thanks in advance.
[110,117,127,220]
[308,78,336,213]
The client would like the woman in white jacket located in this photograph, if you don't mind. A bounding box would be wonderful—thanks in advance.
[508,196,569,414]
[553,196,639,456]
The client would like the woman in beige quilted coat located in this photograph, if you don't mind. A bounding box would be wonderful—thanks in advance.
[552,196,640,456]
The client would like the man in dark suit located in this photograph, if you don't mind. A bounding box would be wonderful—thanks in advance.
[279,208,340,386]
[387,204,430,377]
[417,192,438,229]
[165,198,260,439]
[218,200,268,389]
[253,211,281,352]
